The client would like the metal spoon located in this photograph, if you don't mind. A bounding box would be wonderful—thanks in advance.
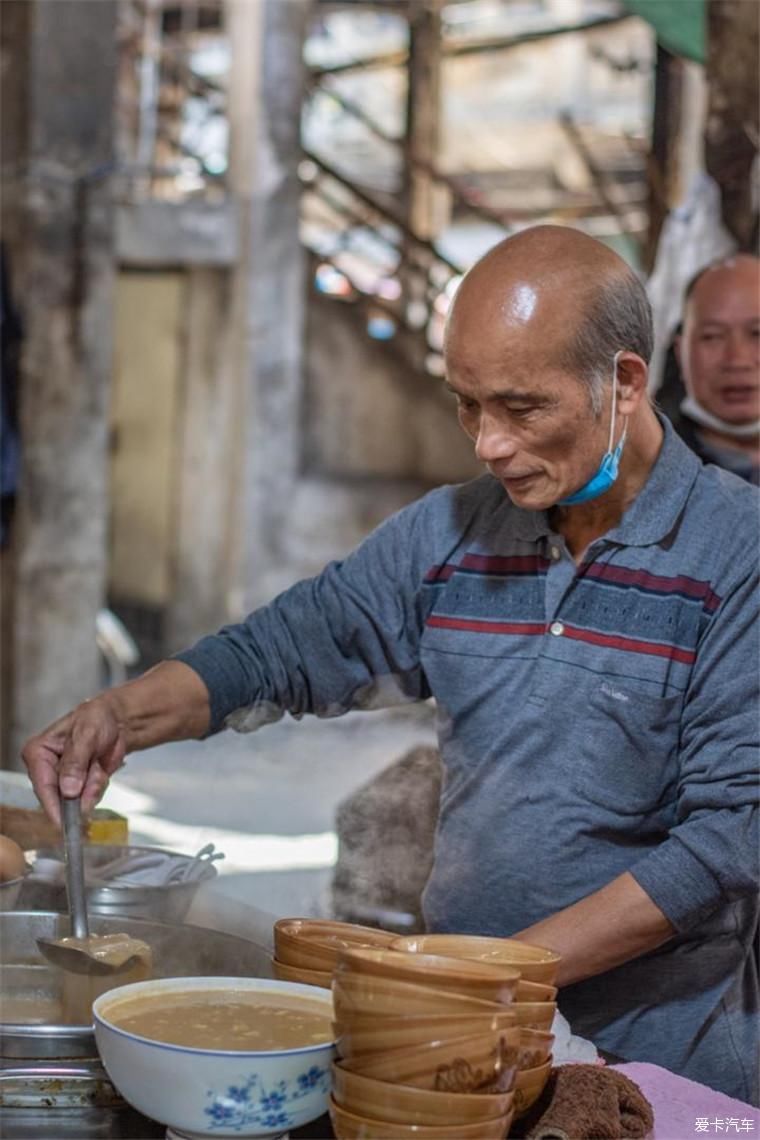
[36,797,144,976]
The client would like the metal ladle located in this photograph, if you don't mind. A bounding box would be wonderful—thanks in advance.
[36,797,144,976]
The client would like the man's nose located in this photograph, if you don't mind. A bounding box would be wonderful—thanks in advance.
[474,413,518,463]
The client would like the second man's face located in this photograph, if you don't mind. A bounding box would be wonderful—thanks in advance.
[679,264,760,426]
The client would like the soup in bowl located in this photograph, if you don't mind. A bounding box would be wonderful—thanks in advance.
[94,976,335,1139]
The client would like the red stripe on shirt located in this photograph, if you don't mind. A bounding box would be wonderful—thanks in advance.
[583,563,721,611]
[561,623,696,665]
[460,554,550,574]
[426,616,547,636]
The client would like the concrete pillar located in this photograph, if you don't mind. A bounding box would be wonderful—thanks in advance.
[1,0,118,764]
[225,0,311,612]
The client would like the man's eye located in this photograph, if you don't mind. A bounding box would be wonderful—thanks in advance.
[457,398,478,413]
[509,406,536,418]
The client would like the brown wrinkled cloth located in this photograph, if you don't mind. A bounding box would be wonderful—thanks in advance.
[514,1064,654,1140]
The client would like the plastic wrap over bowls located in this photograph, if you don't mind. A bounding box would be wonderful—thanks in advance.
[342,1026,519,1094]
[332,1064,514,1126]
[93,977,336,1139]
[334,1008,517,1061]
[332,971,510,1022]
[335,947,520,1005]
[391,933,561,985]
[329,1097,513,1140]
[273,919,395,973]
[514,1057,553,1115]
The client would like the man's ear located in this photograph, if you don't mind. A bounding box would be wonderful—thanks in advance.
[616,352,648,415]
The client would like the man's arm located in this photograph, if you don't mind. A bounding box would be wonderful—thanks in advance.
[22,660,210,825]
[512,871,675,987]
[518,552,758,988]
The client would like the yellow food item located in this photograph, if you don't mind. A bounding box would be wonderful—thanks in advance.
[86,809,128,845]
[0,834,28,881]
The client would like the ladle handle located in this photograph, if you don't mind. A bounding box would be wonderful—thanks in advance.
[62,796,89,941]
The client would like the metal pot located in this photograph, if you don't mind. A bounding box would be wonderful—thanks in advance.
[21,845,218,924]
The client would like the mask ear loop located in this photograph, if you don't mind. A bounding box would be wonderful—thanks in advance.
[609,350,626,452]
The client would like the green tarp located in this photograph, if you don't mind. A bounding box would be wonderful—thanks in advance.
[621,0,705,64]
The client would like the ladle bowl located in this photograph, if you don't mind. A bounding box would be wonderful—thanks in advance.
[36,798,147,977]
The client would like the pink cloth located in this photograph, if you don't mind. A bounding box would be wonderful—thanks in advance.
[612,1063,759,1140]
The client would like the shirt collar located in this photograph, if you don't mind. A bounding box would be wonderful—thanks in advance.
[605,414,700,546]
[510,414,700,549]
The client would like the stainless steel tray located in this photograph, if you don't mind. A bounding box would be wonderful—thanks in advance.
[0,911,274,1062]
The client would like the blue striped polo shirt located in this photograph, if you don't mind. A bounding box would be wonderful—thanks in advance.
[177,416,759,1101]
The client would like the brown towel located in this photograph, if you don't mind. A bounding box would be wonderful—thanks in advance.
[513,1063,654,1140]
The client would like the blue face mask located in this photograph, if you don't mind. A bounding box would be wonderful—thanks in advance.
[558,352,628,507]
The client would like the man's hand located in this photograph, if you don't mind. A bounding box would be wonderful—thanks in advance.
[22,696,127,826]
[21,660,212,825]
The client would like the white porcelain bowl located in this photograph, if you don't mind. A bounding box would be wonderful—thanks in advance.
[94,977,336,1139]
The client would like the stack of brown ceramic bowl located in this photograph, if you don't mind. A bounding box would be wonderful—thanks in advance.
[391,934,559,1117]
[271,918,396,989]
[329,946,521,1139]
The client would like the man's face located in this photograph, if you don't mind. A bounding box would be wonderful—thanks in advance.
[445,337,613,511]
[678,260,760,425]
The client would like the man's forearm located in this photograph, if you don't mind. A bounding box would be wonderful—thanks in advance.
[105,660,211,752]
[512,871,675,987]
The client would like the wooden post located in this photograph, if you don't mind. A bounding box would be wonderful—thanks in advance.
[1,0,118,764]
[404,0,445,242]
[705,0,759,248]
[399,0,445,369]
[644,45,684,273]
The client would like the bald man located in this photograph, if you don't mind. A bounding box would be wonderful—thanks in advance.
[673,254,759,484]
[22,226,759,1102]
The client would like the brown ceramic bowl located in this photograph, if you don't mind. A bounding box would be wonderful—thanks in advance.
[518,1027,554,1069]
[515,978,557,1002]
[274,919,396,972]
[332,1063,514,1126]
[329,1096,513,1140]
[391,933,561,985]
[332,971,512,1022]
[340,1027,519,1094]
[514,1057,553,1115]
[512,1001,556,1030]
[334,1009,517,1060]
[335,947,520,1005]
[272,958,332,989]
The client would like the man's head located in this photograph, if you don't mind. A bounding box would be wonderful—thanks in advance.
[676,255,760,429]
[443,225,654,510]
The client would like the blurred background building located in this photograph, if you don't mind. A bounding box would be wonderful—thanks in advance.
[0,0,757,767]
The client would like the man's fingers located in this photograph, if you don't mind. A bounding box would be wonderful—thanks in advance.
[81,761,111,815]
[34,762,65,828]
[58,720,113,799]
[23,701,126,822]
[22,735,68,827]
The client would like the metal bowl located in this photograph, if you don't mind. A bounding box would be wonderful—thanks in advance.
[0,870,29,912]
[23,844,218,924]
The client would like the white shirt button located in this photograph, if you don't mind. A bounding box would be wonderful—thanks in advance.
[549,621,565,636]
[550,545,562,561]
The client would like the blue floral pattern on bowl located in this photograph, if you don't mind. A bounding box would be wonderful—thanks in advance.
[204,1066,329,1133]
